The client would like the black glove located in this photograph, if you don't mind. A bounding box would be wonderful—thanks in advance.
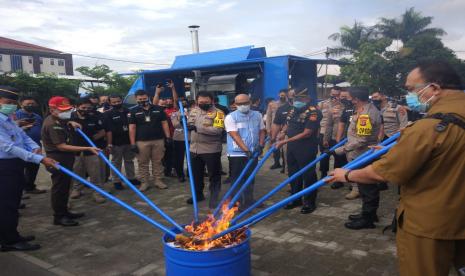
[187,124,197,132]
[245,151,253,159]
[254,144,264,156]
[165,137,173,145]
[130,144,139,154]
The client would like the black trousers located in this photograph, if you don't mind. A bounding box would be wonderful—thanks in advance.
[330,139,348,169]
[318,134,330,176]
[173,140,186,178]
[23,162,40,191]
[287,142,318,206]
[359,183,380,219]
[229,156,258,208]
[46,152,75,219]
[163,141,174,175]
[0,158,25,245]
[190,152,222,208]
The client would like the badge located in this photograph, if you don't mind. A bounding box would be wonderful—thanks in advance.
[123,125,128,131]
[213,112,224,128]
[145,116,151,122]
[356,114,372,136]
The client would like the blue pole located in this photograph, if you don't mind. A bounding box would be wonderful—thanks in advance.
[213,136,271,218]
[75,128,185,233]
[178,101,199,222]
[227,146,277,210]
[213,141,397,240]
[232,138,348,224]
[57,164,178,238]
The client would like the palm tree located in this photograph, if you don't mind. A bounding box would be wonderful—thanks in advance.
[377,7,446,43]
[328,21,378,56]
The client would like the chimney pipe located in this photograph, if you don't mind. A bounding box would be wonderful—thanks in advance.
[188,25,200,53]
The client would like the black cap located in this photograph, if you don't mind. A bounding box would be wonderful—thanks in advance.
[0,86,19,100]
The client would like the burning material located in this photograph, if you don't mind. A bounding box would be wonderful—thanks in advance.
[173,202,247,251]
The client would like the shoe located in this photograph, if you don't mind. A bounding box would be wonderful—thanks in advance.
[300,205,316,214]
[65,212,85,219]
[155,180,168,189]
[93,193,106,204]
[53,217,79,227]
[70,189,81,199]
[270,164,282,170]
[113,182,124,190]
[139,183,150,192]
[21,195,30,200]
[223,177,231,184]
[186,195,205,204]
[221,171,227,176]
[348,213,379,222]
[18,203,26,209]
[25,188,46,194]
[377,182,388,191]
[345,189,360,200]
[178,176,186,183]
[280,169,285,174]
[344,218,376,230]
[283,201,303,210]
[330,182,344,189]
[1,241,41,252]
[19,235,35,242]
[129,179,141,186]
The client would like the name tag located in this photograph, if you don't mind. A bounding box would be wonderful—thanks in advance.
[123,125,128,131]
[145,116,151,122]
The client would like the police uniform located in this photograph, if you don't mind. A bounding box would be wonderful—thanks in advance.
[42,114,76,220]
[372,92,465,275]
[272,102,292,171]
[337,102,382,227]
[170,108,188,181]
[187,105,224,208]
[0,88,43,249]
[380,101,408,138]
[103,107,136,187]
[128,104,168,189]
[276,104,322,210]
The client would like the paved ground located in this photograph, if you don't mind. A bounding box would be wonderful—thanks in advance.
[4,154,400,276]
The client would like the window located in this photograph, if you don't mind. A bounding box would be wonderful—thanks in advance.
[50,58,55,65]
[58,59,64,66]
[39,57,43,65]
[0,55,2,62]
[28,57,33,64]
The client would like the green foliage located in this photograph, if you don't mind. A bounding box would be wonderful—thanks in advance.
[76,65,137,96]
[331,7,464,96]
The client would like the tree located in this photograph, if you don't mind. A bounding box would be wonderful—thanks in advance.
[328,21,378,56]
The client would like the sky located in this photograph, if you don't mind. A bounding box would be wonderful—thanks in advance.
[2,0,464,74]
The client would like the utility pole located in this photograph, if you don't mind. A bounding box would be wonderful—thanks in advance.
[189,25,201,98]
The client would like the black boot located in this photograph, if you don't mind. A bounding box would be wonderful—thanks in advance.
[186,194,205,204]
[300,204,316,214]
[377,182,388,191]
[284,201,303,210]
[348,213,379,222]
[344,218,376,230]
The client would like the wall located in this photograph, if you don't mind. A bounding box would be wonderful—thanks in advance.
[0,53,12,72]
[39,57,67,75]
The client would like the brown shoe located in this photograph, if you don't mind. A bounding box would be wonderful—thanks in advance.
[139,183,150,192]
[93,193,106,204]
[70,189,81,199]
[155,180,168,189]
[345,189,360,200]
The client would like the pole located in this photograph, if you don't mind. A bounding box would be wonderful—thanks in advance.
[75,128,185,232]
[57,165,178,238]
[178,101,199,222]
[213,141,397,240]
[232,138,348,223]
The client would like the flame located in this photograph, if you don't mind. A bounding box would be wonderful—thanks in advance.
[175,202,247,251]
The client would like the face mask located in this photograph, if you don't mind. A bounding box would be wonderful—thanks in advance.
[112,104,123,110]
[340,99,351,107]
[78,110,90,116]
[166,104,174,108]
[279,96,286,102]
[405,84,434,113]
[0,104,17,115]
[293,101,306,109]
[330,96,338,101]
[58,110,72,120]
[372,99,382,109]
[23,106,36,113]
[198,103,212,111]
[137,100,149,107]
[237,105,251,113]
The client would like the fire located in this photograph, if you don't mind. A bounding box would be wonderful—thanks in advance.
[175,202,247,251]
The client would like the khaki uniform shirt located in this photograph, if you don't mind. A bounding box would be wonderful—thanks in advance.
[323,100,344,142]
[41,115,71,153]
[318,99,331,136]
[372,93,465,240]
[381,102,408,138]
[188,106,224,154]
[170,109,188,142]
[343,103,382,160]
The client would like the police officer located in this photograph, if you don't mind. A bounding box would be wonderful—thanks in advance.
[170,99,189,183]
[333,87,382,229]
[104,95,139,190]
[328,60,465,276]
[0,86,57,251]
[274,89,322,214]
[271,89,293,174]
[371,91,408,139]
[269,89,290,170]
[42,96,100,226]
[186,91,225,209]
[129,90,171,192]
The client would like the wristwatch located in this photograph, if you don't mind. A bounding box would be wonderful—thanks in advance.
[344,170,352,182]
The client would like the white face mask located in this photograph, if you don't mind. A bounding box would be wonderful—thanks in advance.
[237,105,251,113]
[58,110,72,120]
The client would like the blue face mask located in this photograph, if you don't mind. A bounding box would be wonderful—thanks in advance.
[293,101,306,109]
[0,104,18,115]
[405,84,433,113]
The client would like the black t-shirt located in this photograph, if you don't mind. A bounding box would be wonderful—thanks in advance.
[340,105,355,135]
[128,104,167,141]
[286,105,322,145]
[273,102,292,125]
[70,112,105,155]
[103,108,130,146]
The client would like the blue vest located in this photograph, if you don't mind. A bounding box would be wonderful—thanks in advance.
[226,110,262,156]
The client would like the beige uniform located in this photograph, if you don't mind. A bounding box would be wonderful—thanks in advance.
[381,102,408,138]
[323,100,344,142]
[318,99,331,136]
[170,109,187,142]
[188,106,224,154]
